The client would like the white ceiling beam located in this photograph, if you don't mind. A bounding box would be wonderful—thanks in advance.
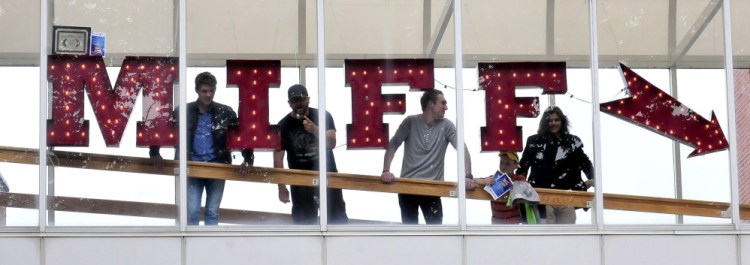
[423,0,432,55]
[670,0,722,67]
[546,0,555,55]
[298,0,307,56]
[425,0,454,57]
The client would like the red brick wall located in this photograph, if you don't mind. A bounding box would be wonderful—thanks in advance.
[735,69,750,205]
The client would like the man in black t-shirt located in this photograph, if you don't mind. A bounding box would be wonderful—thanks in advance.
[274,84,348,224]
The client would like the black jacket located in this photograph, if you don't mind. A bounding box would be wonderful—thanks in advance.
[149,101,253,164]
[516,133,593,191]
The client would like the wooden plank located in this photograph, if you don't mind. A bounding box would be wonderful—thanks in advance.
[604,193,728,218]
[0,192,384,225]
[0,146,746,220]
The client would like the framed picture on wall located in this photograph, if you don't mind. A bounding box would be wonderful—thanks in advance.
[52,25,91,55]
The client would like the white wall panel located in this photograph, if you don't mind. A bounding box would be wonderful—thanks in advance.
[466,235,600,265]
[45,237,181,265]
[326,236,461,265]
[186,236,322,265]
[603,235,737,265]
[741,235,750,265]
[0,237,40,265]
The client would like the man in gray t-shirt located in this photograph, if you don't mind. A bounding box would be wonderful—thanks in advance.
[381,90,475,224]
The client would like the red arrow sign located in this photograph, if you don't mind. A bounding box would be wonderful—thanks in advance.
[600,63,728,157]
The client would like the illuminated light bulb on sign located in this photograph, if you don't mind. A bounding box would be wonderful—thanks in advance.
[478,62,567,152]
[345,59,433,149]
[599,63,728,157]
[226,60,281,149]
[48,55,179,147]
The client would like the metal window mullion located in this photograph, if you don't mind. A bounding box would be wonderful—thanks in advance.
[39,0,50,233]
[721,0,740,229]
[669,68,684,225]
[453,0,467,231]
[178,0,188,231]
[589,0,605,230]
[317,0,328,231]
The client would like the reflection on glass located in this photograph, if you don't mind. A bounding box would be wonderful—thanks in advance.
[0,67,40,227]
[325,0,459,226]
[463,0,593,226]
[186,0,312,226]
[182,67,303,226]
[599,0,730,224]
[0,0,41,228]
[47,0,178,226]
[275,83,347,225]
[732,0,750,223]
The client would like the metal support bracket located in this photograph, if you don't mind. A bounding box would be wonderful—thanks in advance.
[721,209,731,218]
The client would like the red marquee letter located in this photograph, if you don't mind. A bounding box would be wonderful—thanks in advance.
[47,55,178,147]
[226,60,281,149]
[345,59,434,149]
[478,62,567,151]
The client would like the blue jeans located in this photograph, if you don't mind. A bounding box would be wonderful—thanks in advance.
[187,177,225,225]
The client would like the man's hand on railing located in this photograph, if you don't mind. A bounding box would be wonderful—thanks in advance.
[381,170,395,183]
[465,178,476,190]
[585,179,594,189]
[239,161,252,176]
[278,185,290,203]
[150,155,164,169]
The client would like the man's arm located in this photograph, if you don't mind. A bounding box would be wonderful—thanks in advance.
[446,121,474,188]
[463,146,475,189]
[150,107,179,169]
[274,149,290,203]
[380,147,397,183]
[149,145,163,168]
[239,149,255,176]
[326,129,336,149]
[463,146,472,177]
[381,117,410,183]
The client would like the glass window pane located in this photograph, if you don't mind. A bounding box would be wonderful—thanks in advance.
[0,1,40,228]
[47,0,178,226]
[598,0,730,225]
[463,0,594,226]
[0,67,40,227]
[186,0,311,226]
[731,0,750,225]
[326,0,459,226]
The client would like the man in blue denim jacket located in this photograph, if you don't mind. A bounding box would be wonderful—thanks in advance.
[150,72,254,225]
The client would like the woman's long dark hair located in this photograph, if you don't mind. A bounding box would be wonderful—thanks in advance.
[537,106,570,134]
